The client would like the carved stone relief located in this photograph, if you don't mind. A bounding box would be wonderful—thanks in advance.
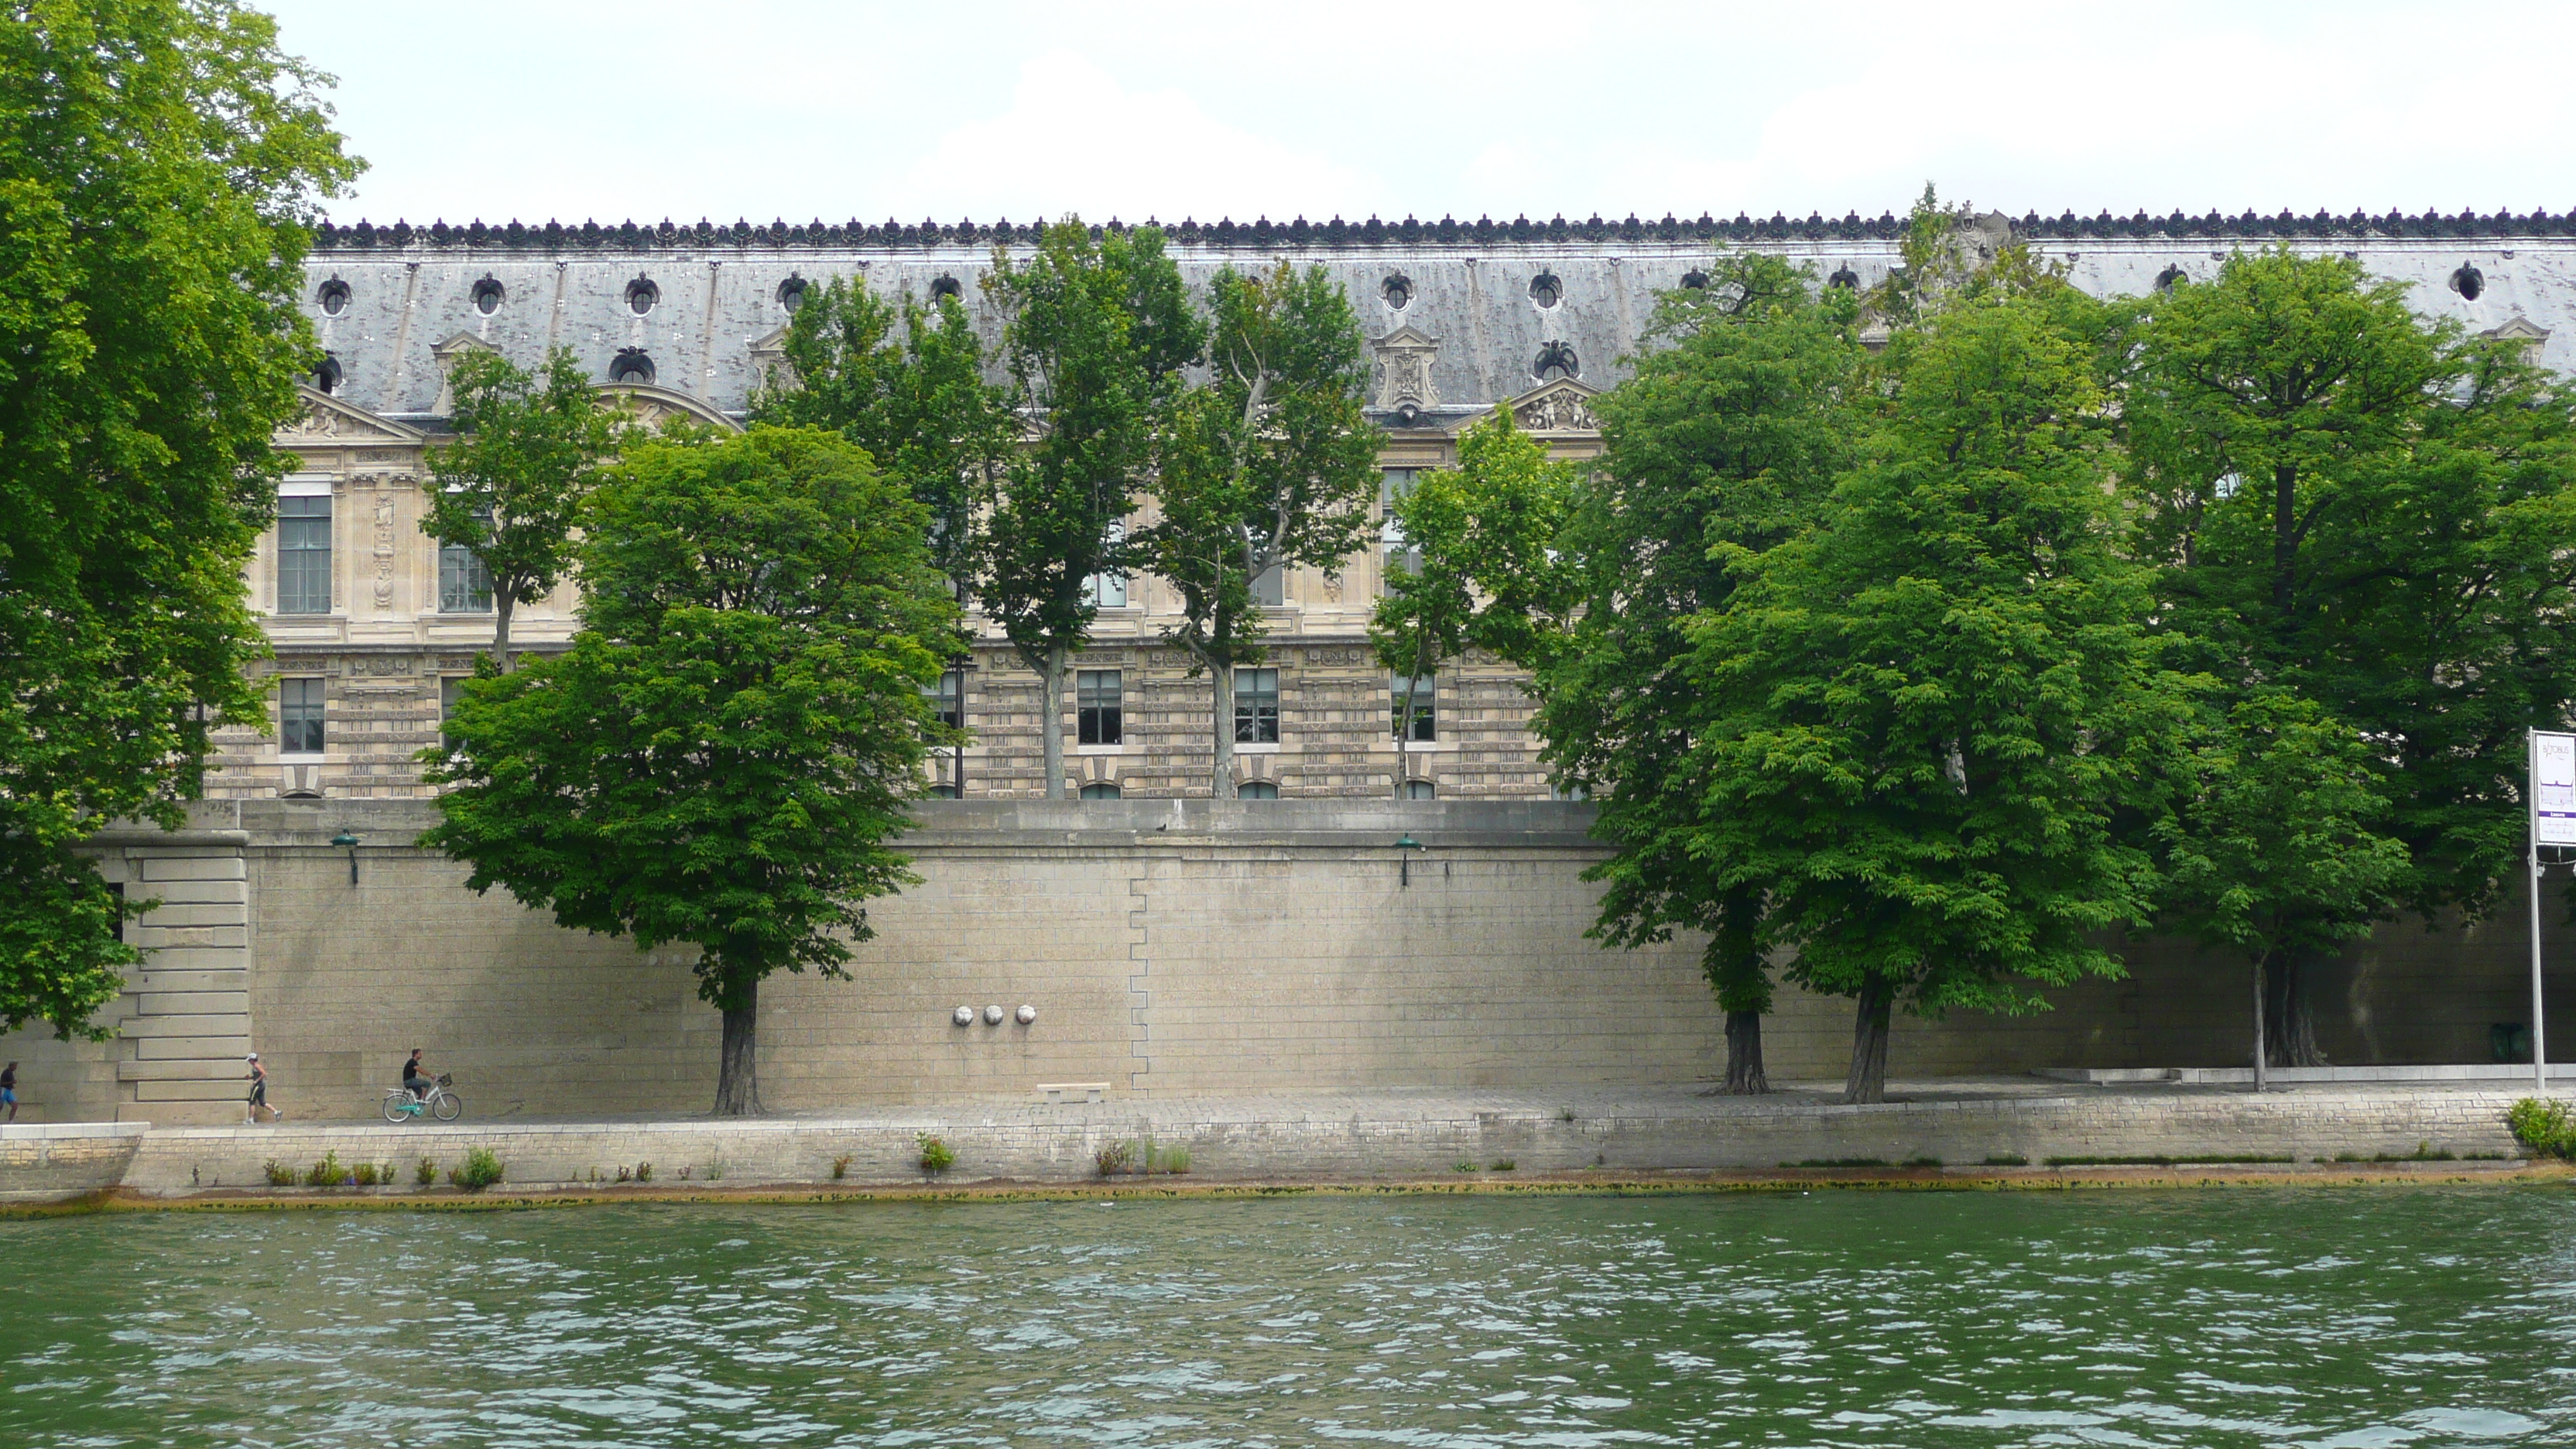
[1371,324,1440,416]
[371,492,396,610]
[1509,382,1601,433]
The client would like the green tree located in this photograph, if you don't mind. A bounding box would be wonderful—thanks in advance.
[981,220,1202,797]
[421,347,623,671]
[2126,248,2576,1064]
[1140,262,1380,795]
[422,426,957,1115]
[753,275,1011,792]
[1368,409,1578,793]
[1678,291,2188,1102]
[0,0,357,1036]
[2156,690,2410,1081]
[1536,253,1861,1092]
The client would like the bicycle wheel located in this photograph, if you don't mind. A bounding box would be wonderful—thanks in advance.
[382,1093,409,1123]
[432,1091,464,1122]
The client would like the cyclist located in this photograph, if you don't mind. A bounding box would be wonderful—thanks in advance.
[402,1048,433,1101]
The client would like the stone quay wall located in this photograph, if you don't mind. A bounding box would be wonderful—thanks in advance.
[3,797,2573,1126]
[108,1088,2533,1199]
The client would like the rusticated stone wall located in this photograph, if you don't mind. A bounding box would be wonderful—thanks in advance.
[4,798,2571,1125]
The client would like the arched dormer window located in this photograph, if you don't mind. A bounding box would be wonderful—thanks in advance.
[608,348,655,385]
[625,276,659,315]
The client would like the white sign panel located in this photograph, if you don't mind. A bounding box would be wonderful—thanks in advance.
[2536,731,2576,844]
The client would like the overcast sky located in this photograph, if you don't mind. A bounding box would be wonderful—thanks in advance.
[263,0,2576,229]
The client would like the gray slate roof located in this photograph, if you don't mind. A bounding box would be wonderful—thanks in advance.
[302,220,2576,421]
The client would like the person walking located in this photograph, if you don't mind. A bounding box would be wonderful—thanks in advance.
[245,1053,281,1123]
[2,1061,18,1124]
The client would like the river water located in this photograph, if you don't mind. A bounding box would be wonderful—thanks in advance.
[4,1187,2573,1447]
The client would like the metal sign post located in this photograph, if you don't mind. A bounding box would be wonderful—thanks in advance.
[2527,731,2576,1094]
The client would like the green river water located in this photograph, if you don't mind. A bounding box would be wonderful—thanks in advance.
[3,1187,2573,1447]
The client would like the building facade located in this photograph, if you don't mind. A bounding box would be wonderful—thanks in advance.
[219,210,2576,801]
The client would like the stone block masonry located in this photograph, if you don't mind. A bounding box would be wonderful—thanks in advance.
[3,796,2571,1128]
[92,1084,2537,1202]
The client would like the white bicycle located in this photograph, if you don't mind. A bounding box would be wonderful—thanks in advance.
[382,1073,464,1123]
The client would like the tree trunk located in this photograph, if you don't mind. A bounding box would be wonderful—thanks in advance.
[2271,461,2299,620]
[492,592,516,673]
[1708,888,1770,1094]
[1211,656,1235,797]
[1040,643,1067,800]
[2263,951,2328,1067]
[1843,975,1894,1104]
[1725,1010,1769,1094]
[713,978,762,1116]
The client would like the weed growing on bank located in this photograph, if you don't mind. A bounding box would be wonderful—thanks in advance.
[2508,1099,2575,1159]
[917,1134,955,1173]
[447,1147,505,1191]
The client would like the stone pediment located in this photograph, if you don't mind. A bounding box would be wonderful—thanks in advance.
[430,331,502,414]
[748,325,797,392]
[2483,315,2552,365]
[1488,377,1602,436]
[279,385,423,446]
[1371,323,1440,416]
[594,382,741,433]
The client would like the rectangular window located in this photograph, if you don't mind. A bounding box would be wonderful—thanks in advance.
[440,528,493,614]
[1077,670,1122,745]
[1392,674,1437,742]
[279,677,326,755]
[930,670,963,730]
[1235,667,1280,744]
[1382,470,1423,587]
[1252,564,1286,607]
[439,677,466,745]
[276,495,332,614]
[1085,522,1129,608]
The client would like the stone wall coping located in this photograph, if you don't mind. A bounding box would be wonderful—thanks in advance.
[125,1083,2546,1140]
[0,1122,150,1141]
[118,796,1611,852]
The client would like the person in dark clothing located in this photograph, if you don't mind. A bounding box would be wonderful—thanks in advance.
[245,1053,280,1123]
[2,1061,17,1123]
[402,1049,432,1100]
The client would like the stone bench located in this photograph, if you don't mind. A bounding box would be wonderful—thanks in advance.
[1035,1082,1108,1105]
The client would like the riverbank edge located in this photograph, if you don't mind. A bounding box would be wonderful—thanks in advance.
[9,1157,2568,1217]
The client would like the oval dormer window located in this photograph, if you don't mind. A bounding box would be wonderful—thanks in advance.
[1828,265,1859,289]
[928,274,963,301]
[2452,262,2485,301]
[317,278,351,316]
[2155,264,2187,293]
[1382,273,1413,310]
[471,277,505,315]
[1528,271,1562,308]
[608,349,655,385]
[1680,269,1710,289]
[625,276,659,316]
[779,275,809,312]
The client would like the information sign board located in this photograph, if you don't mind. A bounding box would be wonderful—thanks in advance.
[2538,731,2576,844]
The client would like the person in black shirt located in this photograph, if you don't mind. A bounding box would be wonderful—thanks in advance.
[2,1061,17,1123]
[402,1049,432,1100]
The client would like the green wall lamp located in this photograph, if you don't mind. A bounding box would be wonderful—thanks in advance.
[1395,834,1429,889]
[331,831,359,886]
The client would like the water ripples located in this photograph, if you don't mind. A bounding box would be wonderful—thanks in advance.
[3,1187,2574,1446]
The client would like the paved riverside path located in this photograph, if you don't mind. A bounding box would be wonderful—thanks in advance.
[63,1077,2537,1200]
